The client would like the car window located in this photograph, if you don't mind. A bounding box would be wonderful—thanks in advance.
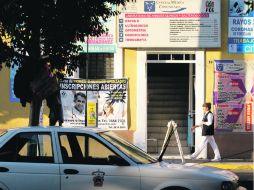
[0,129,8,137]
[59,133,129,166]
[0,132,54,163]
[100,131,157,164]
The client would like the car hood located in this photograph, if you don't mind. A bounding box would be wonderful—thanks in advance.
[139,161,239,182]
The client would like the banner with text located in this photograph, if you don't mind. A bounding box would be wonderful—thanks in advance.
[77,4,116,53]
[118,0,221,48]
[60,78,128,130]
[214,60,254,132]
[228,0,254,53]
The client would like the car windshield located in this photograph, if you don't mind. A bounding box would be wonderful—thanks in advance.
[100,131,157,164]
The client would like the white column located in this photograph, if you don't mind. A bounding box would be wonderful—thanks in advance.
[133,49,147,151]
[114,47,123,78]
[195,50,206,158]
[72,68,79,78]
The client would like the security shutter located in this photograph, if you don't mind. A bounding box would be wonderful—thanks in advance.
[79,53,114,79]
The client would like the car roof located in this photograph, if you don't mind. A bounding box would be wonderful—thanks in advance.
[7,126,108,134]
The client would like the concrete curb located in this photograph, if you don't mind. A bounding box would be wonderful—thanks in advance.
[200,162,254,181]
[200,162,254,171]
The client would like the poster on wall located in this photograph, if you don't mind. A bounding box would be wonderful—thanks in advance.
[214,60,254,132]
[10,65,19,102]
[118,0,221,48]
[59,78,128,130]
[228,0,254,53]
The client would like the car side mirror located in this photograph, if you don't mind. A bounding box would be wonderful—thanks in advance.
[108,155,129,166]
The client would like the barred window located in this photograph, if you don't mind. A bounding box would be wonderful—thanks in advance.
[79,53,114,79]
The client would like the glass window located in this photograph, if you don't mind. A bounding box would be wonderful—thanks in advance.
[0,132,54,163]
[159,54,171,60]
[79,53,114,79]
[172,54,184,60]
[100,131,157,164]
[0,129,8,138]
[59,133,128,165]
[185,54,195,60]
[147,54,158,60]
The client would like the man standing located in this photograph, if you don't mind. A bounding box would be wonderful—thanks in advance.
[191,102,221,161]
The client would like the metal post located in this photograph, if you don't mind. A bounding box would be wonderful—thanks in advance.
[85,35,89,127]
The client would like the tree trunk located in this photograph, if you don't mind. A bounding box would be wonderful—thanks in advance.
[29,96,42,126]
[28,1,42,126]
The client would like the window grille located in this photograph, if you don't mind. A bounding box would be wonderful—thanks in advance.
[79,53,114,79]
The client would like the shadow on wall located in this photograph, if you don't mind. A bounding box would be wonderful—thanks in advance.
[0,102,50,128]
[0,105,30,128]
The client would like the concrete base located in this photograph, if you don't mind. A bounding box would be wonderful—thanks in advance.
[208,132,253,160]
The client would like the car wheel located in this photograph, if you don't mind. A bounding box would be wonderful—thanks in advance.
[161,187,190,190]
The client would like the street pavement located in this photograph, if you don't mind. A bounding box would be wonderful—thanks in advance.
[163,156,253,190]
[199,160,253,190]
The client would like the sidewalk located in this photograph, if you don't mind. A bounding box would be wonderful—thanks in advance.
[199,161,254,181]
[163,156,254,182]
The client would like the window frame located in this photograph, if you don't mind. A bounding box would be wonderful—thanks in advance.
[58,132,129,166]
[0,132,55,163]
[79,53,114,79]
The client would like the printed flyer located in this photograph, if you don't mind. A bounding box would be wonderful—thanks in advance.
[214,60,254,132]
[59,78,128,130]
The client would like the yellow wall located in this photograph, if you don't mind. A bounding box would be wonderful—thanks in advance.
[0,48,137,130]
[205,0,254,105]
[0,67,49,129]
[123,48,137,131]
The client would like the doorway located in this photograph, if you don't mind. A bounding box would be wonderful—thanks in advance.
[134,50,204,155]
[147,63,191,155]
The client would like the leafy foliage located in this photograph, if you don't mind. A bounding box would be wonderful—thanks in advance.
[0,0,127,126]
[0,0,126,75]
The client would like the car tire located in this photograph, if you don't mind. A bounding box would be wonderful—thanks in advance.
[161,187,190,190]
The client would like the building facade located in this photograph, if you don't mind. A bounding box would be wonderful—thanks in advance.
[0,0,253,159]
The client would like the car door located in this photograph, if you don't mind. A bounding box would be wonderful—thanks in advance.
[0,132,60,190]
[58,132,140,190]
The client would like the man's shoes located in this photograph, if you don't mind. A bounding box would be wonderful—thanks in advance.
[211,158,221,162]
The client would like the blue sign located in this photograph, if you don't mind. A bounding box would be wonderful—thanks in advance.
[10,65,20,102]
[144,1,155,12]
[228,0,254,53]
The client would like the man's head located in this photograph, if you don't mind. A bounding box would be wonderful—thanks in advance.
[202,102,211,112]
[74,92,86,113]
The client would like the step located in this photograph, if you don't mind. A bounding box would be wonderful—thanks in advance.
[148,83,188,89]
[147,146,190,154]
[149,94,188,101]
[148,88,188,95]
[147,126,188,133]
[147,132,187,141]
[148,101,187,107]
[148,77,188,82]
[148,107,187,114]
[148,113,188,120]
[147,139,188,148]
[147,119,188,127]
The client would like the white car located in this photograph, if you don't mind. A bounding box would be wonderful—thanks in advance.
[0,127,242,190]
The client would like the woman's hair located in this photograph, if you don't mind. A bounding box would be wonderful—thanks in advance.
[103,102,114,115]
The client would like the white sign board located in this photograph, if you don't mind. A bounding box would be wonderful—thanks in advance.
[118,0,221,48]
